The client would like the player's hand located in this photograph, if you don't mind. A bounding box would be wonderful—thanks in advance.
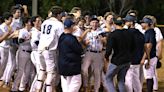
[157,55,162,60]
[9,30,19,38]
[140,59,145,65]
[85,39,90,45]
[7,26,13,35]
[145,62,150,69]
[86,29,91,32]
[22,5,28,10]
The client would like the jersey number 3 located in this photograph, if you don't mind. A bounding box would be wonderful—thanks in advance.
[43,25,52,34]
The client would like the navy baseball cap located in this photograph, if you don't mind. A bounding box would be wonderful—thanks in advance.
[61,12,67,17]
[123,15,136,22]
[64,18,75,28]
[90,15,99,21]
[140,17,153,24]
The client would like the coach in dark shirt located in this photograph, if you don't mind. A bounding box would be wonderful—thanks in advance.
[105,17,135,92]
[58,18,83,92]
[141,17,157,92]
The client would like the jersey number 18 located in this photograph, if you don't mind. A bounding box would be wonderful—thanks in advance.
[43,24,52,34]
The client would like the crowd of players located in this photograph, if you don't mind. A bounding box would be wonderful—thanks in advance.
[0,4,163,92]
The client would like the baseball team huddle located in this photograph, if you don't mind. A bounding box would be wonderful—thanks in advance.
[0,4,163,92]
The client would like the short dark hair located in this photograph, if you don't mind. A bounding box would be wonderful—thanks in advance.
[70,7,81,13]
[83,11,91,16]
[2,12,13,21]
[22,17,31,26]
[113,17,124,26]
[50,6,63,17]
[10,5,23,14]
[31,15,41,26]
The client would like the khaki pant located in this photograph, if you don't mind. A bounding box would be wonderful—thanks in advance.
[82,51,104,92]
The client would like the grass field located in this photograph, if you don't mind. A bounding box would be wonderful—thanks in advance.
[1,41,164,92]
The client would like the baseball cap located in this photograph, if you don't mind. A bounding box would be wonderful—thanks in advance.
[90,15,99,21]
[140,17,153,24]
[64,18,75,28]
[123,15,136,22]
[61,12,67,17]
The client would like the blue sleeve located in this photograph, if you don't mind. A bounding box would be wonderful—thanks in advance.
[144,31,154,44]
[69,36,83,55]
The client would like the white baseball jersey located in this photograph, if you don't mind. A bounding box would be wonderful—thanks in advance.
[154,27,163,42]
[72,26,83,37]
[18,28,31,50]
[123,23,144,34]
[0,23,10,48]
[135,23,144,34]
[38,17,64,51]
[30,27,41,51]
[85,28,105,51]
[10,18,23,31]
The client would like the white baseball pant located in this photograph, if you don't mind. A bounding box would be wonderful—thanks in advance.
[30,51,41,92]
[0,46,17,83]
[143,57,157,79]
[0,47,9,78]
[36,50,58,92]
[61,74,82,92]
[125,65,142,92]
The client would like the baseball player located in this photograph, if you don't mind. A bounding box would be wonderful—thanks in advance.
[0,12,14,79]
[140,17,157,92]
[0,5,23,88]
[35,6,64,92]
[11,17,32,92]
[124,15,145,92]
[145,15,163,91]
[126,10,144,34]
[29,15,42,92]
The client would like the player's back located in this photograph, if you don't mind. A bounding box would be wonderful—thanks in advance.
[38,18,64,51]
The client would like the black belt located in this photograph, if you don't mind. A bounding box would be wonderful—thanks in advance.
[87,50,101,53]
[22,50,32,53]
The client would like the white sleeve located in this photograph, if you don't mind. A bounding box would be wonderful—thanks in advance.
[155,27,163,42]
[73,27,82,37]
[123,25,128,29]
[57,23,64,37]
[18,30,24,39]
[135,23,145,34]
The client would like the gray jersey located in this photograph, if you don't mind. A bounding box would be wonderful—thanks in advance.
[18,28,31,51]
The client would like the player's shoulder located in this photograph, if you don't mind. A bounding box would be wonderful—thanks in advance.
[43,19,63,25]
[19,28,29,33]
[0,23,6,28]
[154,27,161,32]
